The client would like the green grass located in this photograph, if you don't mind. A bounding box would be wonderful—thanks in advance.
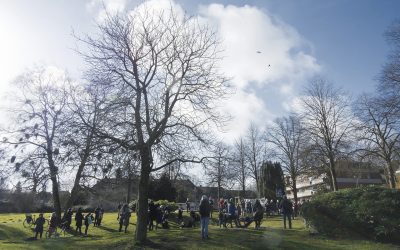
[0,212,398,249]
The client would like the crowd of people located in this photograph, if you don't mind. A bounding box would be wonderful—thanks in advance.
[30,195,300,241]
[32,205,106,239]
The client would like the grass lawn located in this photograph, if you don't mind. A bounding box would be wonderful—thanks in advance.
[0,212,398,250]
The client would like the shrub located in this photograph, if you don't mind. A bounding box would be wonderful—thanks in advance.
[154,200,178,212]
[128,199,178,212]
[301,186,400,243]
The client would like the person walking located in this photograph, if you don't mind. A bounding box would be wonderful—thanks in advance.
[75,208,83,235]
[280,195,293,229]
[34,213,46,239]
[64,208,73,229]
[84,212,94,236]
[199,195,211,240]
[119,204,129,232]
[47,213,58,238]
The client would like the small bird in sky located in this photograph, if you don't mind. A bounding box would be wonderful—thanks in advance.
[268,64,271,67]
[256,51,261,53]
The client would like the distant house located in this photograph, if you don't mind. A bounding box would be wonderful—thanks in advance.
[285,160,385,201]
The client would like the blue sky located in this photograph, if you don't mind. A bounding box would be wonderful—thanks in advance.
[0,0,399,139]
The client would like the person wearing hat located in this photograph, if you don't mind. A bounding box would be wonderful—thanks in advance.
[199,195,211,239]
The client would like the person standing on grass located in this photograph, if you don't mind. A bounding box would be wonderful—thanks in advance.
[148,201,157,231]
[47,212,58,238]
[280,195,293,229]
[186,198,190,213]
[94,206,100,226]
[123,209,131,233]
[97,206,104,226]
[64,208,73,229]
[34,213,46,239]
[75,208,83,235]
[84,212,94,236]
[119,204,129,232]
[199,195,211,240]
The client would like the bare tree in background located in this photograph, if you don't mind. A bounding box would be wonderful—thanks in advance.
[233,137,248,197]
[245,123,265,196]
[378,21,400,115]
[77,7,229,242]
[267,115,307,207]
[354,94,400,188]
[1,67,70,219]
[300,78,353,191]
[203,142,233,201]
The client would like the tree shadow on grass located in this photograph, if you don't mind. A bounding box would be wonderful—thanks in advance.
[0,224,31,241]
[97,225,119,233]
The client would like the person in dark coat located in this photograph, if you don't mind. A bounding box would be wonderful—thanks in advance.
[148,201,157,231]
[84,212,94,235]
[47,212,58,238]
[64,208,73,229]
[34,213,46,239]
[94,206,101,226]
[199,195,211,239]
[280,196,293,229]
[97,206,104,226]
[123,209,131,233]
[253,199,264,229]
[75,208,83,235]
[178,207,183,221]
[119,204,129,232]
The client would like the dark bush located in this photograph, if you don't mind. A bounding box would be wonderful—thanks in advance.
[301,186,400,243]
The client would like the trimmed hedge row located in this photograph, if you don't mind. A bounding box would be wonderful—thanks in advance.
[301,186,400,243]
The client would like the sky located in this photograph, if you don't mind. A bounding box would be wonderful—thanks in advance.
[0,0,399,140]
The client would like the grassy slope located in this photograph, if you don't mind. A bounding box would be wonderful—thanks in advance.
[0,212,398,250]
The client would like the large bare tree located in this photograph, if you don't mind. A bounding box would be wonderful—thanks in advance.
[1,67,71,219]
[77,7,229,242]
[267,115,307,207]
[354,94,400,188]
[300,78,353,191]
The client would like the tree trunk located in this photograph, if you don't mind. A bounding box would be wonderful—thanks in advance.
[49,164,62,220]
[329,161,338,191]
[292,176,298,216]
[64,161,86,211]
[135,147,151,243]
[386,161,396,189]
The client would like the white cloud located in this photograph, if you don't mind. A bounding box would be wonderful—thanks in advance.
[85,0,321,142]
[86,0,129,21]
[197,3,320,140]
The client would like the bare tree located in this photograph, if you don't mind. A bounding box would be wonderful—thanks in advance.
[77,7,229,242]
[1,67,71,219]
[300,78,353,191]
[354,94,400,188]
[245,123,265,196]
[232,137,248,197]
[203,142,233,200]
[267,115,307,206]
[379,20,400,109]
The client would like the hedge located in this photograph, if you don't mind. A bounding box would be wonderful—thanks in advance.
[301,186,400,243]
